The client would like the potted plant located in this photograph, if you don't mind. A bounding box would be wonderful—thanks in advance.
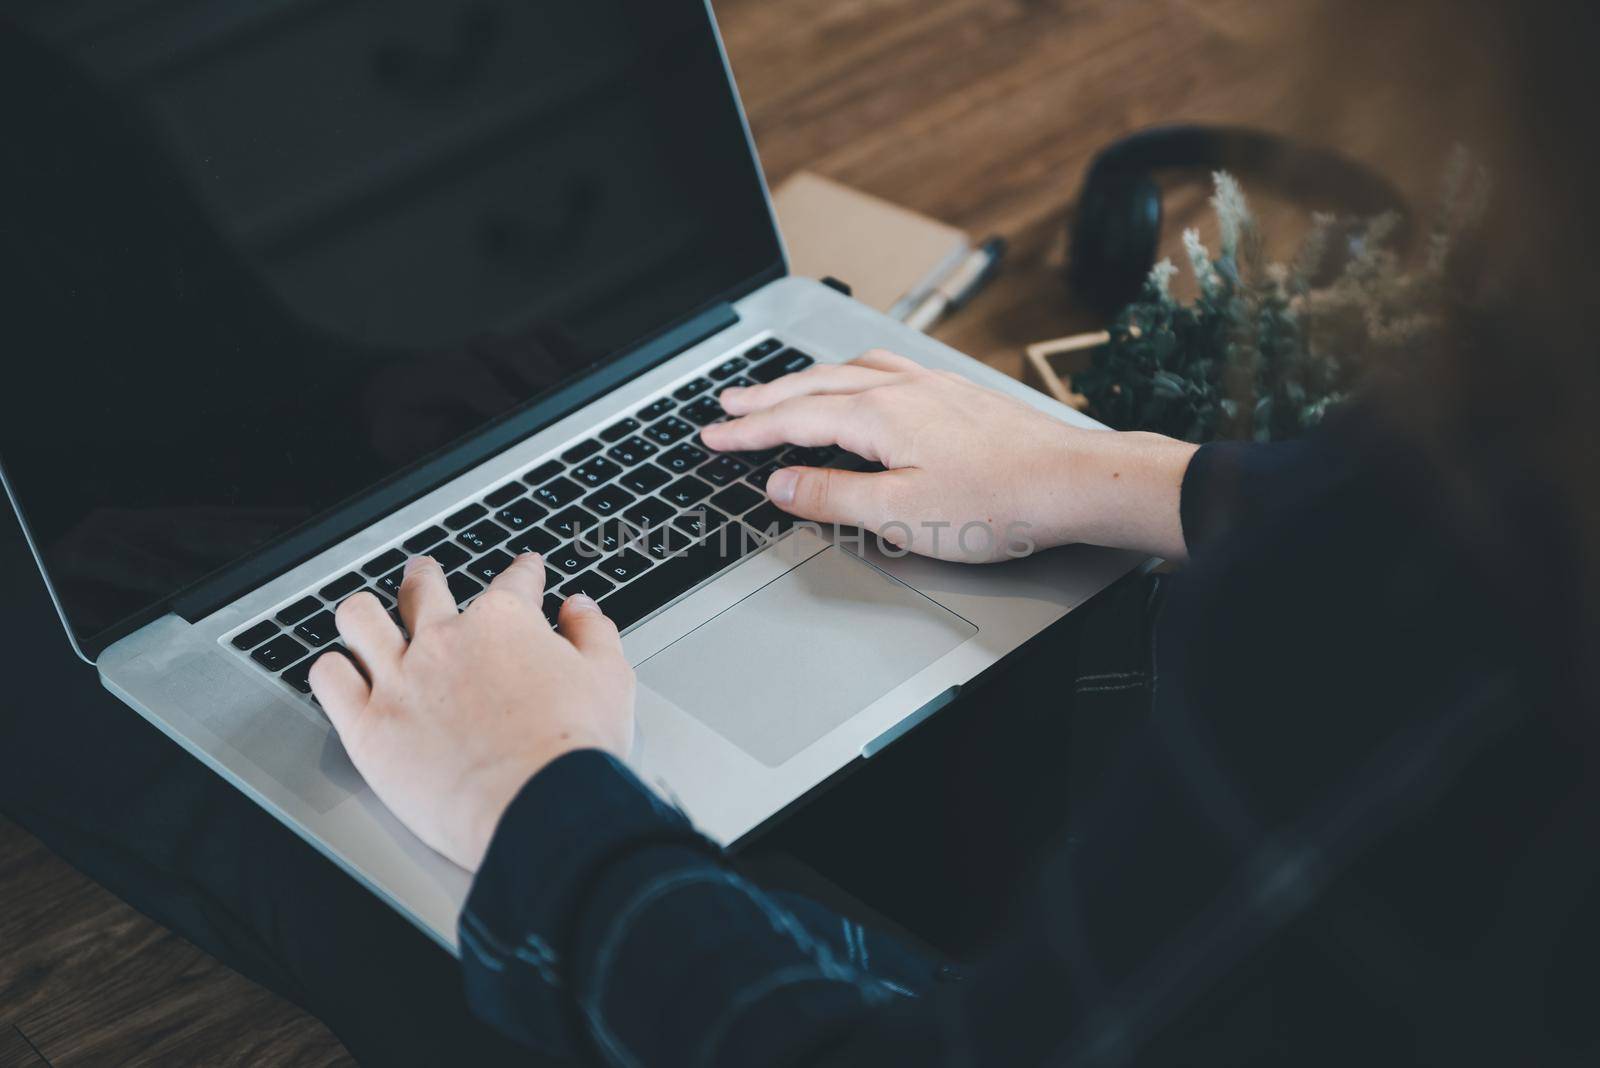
[1024,153,1488,442]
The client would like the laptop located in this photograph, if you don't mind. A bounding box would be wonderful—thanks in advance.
[0,0,1138,950]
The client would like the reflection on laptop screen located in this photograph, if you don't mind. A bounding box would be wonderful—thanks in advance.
[0,1,781,645]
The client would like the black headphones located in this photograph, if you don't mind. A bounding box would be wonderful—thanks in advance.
[1067,124,1409,317]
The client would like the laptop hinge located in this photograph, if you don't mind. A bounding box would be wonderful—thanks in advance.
[170,301,741,625]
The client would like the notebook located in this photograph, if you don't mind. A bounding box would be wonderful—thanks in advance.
[772,172,971,320]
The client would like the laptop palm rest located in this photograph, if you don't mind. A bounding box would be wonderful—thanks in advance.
[635,546,977,767]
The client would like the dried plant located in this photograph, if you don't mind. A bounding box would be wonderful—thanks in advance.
[1072,150,1489,442]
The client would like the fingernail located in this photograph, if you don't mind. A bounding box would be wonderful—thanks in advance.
[404,555,430,574]
[566,593,598,612]
[767,467,798,505]
[518,551,542,564]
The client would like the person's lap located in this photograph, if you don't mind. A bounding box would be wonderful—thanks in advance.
[760,569,1156,957]
[1,507,1151,1062]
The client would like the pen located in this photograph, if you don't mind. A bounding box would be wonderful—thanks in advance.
[903,235,1007,332]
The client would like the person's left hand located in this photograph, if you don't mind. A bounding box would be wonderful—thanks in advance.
[310,553,635,872]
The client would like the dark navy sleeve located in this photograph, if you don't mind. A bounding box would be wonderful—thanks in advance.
[458,750,934,1064]
[1179,436,1320,556]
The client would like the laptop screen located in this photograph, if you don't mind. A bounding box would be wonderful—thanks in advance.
[0,1,781,650]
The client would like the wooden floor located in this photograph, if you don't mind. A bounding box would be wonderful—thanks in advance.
[0,820,351,1067]
[2,1,1434,1063]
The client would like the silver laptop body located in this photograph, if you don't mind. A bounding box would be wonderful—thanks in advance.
[1,1,1139,951]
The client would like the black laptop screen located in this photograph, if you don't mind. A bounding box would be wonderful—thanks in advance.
[0,1,781,648]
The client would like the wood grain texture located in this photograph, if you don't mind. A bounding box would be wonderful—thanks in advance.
[0,1022,49,1068]
[715,0,1435,378]
[0,817,352,1067]
[1,3,1429,1063]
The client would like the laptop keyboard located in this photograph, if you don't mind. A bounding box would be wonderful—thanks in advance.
[225,337,860,699]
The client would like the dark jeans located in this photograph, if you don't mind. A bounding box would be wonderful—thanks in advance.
[0,507,1153,1065]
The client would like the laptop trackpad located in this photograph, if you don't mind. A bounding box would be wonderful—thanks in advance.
[636,547,977,767]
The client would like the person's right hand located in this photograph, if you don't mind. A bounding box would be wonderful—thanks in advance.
[310,554,635,872]
[700,349,1197,562]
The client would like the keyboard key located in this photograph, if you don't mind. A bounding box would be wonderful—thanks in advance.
[426,541,471,572]
[671,507,726,539]
[621,496,676,531]
[709,356,748,380]
[659,443,708,474]
[546,505,599,540]
[468,549,516,585]
[457,520,510,553]
[716,375,754,396]
[562,544,607,575]
[583,483,636,517]
[700,455,750,487]
[711,482,762,516]
[606,436,658,466]
[662,475,713,508]
[597,549,653,584]
[231,620,280,651]
[524,459,564,486]
[322,587,374,614]
[542,594,563,627]
[785,445,839,468]
[360,548,406,579]
[600,417,640,443]
[348,587,392,609]
[560,571,617,601]
[610,524,649,558]
[281,654,317,694]
[318,572,364,601]
[561,438,602,463]
[680,395,725,427]
[547,543,591,574]
[832,451,873,471]
[507,527,560,556]
[575,520,624,557]
[745,337,783,360]
[597,526,760,630]
[643,525,691,560]
[275,596,322,626]
[251,633,306,671]
[284,645,349,694]
[745,502,797,538]
[377,567,406,598]
[533,476,583,509]
[621,463,672,494]
[571,457,622,488]
[495,497,549,530]
[744,461,781,491]
[483,482,524,508]
[299,646,355,693]
[749,348,815,383]
[443,503,487,530]
[643,416,694,446]
[402,526,447,553]
[719,522,768,557]
[673,376,713,401]
[447,571,483,605]
[635,397,675,421]
[294,610,339,648]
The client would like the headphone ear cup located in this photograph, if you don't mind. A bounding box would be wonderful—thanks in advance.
[1067,173,1163,318]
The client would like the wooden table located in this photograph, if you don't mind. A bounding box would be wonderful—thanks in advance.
[719,0,1439,380]
[0,3,1438,1063]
